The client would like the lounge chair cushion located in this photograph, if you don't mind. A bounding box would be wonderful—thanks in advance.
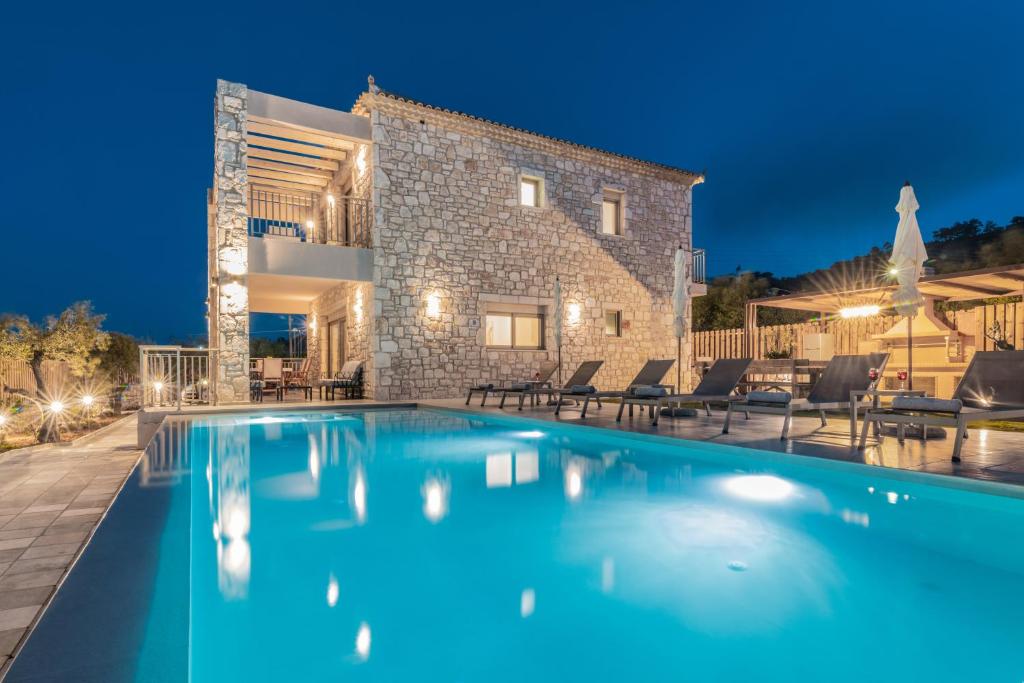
[746,391,792,404]
[891,397,963,413]
[508,382,530,391]
[633,385,669,398]
[473,383,494,390]
[569,385,596,394]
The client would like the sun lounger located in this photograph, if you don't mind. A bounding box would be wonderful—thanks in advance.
[467,360,558,407]
[318,360,365,400]
[724,353,889,439]
[618,358,753,425]
[499,360,605,411]
[556,359,675,418]
[858,350,1024,461]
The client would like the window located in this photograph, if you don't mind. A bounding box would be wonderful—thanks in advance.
[601,190,623,235]
[486,312,544,349]
[520,176,542,207]
[604,310,622,337]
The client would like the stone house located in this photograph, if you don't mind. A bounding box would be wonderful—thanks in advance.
[208,78,706,402]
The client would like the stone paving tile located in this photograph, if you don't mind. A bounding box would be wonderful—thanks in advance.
[0,588,51,611]
[0,628,25,656]
[18,543,79,560]
[30,531,87,547]
[57,507,106,518]
[0,538,34,552]
[0,606,39,631]
[21,504,67,515]
[0,570,64,591]
[0,549,25,565]
[3,513,63,531]
[0,529,45,543]
[5,555,74,576]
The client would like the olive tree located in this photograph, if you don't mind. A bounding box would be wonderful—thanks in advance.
[0,302,110,442]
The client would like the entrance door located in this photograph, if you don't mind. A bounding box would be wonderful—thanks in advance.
[327,319,345,377]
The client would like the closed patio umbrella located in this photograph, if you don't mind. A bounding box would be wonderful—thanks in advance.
[672,245,689,391]
[554,277,563,386]
[889,182,929,390]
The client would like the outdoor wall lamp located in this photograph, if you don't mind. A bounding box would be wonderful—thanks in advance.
[568,303,582,325]
[426,292,442,318]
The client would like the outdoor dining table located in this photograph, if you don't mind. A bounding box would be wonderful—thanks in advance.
[849,388,928,442]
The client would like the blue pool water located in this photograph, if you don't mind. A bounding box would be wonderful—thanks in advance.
[10,408,1024,681]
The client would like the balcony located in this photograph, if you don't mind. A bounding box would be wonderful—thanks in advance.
[691,248,707,296]
[248,189,371,247]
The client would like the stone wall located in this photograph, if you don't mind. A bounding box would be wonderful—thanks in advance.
[308,282,373,394]
[212,80,251,403]
[360,94,698,400]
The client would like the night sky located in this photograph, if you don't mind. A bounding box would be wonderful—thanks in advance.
[3,0,1021,341]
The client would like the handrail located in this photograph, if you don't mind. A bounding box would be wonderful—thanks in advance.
[692,248,707,284]
[247,189,371,247]
[139,345,216,408]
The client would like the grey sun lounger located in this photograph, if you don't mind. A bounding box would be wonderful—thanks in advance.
[468,360,558,407]
[724,353,890,440]
[500,360,605,411]
[558,359,676,418]
[618,358,753,426]
[858,350,1024,462]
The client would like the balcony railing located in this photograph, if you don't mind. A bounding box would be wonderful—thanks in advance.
[139,345,214,408]
[692,248,706,285]
[248,189,371,247]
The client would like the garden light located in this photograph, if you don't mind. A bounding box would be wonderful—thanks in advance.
[82,394,95,407]
[49,400,65,414]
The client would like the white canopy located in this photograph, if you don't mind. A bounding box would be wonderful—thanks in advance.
[672,247,688,339]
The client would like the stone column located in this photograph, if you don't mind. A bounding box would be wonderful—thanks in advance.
[213,79,250,403]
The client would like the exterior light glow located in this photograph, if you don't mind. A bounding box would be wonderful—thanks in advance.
[889,267,900,276]
[49,400,65,414]
[426,293,441,318]
[568,303,582,324]
[356,147,368,175]
[723,474,795,502]
[839,304,880,319]
[305,220,315,230]
[0,414,7,427]
[327,194,336,207]
[153,381,164,393]
[81,394,95,407]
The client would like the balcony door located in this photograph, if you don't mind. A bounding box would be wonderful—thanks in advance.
[327,319,345,377]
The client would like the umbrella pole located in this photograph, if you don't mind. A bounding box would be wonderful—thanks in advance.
[907,315,913,391]
[677,336,682,391]
[558,343,562,387]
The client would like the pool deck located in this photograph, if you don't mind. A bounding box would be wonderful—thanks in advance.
[1,398,1023,676]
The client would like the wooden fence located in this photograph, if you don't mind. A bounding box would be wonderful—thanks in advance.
[692,301,1024,361]
[0,359,74,396]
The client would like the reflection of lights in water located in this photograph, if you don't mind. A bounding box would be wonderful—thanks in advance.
[326,574,339,607]
[514,451,539,484]
[352,468,367,523]
[513,430,545,439]
[520,588,535,618]
[723,475,794,502]
[421,476,450,523]
[727,560,748,572]
[308,438,320,483]
[486,453,513,488]
[886,492,899,505]
[565,466,583,501]
[840,509,870,528]
[867,486,875,494]
[601,557,615,593]
[355,622,371,660]
[224,504,250,540]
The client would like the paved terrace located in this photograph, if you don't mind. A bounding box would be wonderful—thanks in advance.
[1,398,1022,674]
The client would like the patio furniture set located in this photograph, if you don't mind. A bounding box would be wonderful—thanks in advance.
[467,350,1024,463]
[250,358,365,402]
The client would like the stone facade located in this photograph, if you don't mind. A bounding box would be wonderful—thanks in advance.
[211,80,250,403]
[307,281,374,395]
[356,91,699,400]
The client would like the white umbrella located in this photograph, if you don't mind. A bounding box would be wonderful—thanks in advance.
[672,246,689,391]
[889,182,929,389]
[554,277,563,385]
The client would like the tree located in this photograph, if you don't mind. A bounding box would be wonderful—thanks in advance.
[97,332,139,384]
[0,302,110,442]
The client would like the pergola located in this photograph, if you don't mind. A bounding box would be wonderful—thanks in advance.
[743,263,1024,354]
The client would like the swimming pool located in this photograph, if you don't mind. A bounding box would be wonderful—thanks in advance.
[9,408,1024,681]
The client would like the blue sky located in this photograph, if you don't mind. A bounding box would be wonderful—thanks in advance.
[2,0,1021,341]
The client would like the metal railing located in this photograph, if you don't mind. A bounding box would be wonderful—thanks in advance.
[247,189,371,247]
[139,345,215,409]
[692,248,707,285]
[250,357,307,376]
